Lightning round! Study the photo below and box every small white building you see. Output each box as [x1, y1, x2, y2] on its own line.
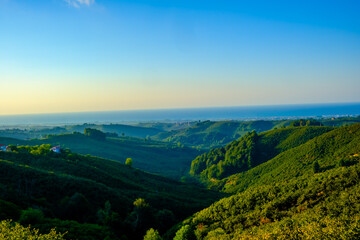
[0, 144, 7, 151]
[50, 146, 61, 153]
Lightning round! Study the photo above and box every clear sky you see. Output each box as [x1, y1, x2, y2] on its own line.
[1, 0, 360, 115]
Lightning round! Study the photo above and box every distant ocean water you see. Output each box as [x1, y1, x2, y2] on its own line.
[0, 103, 359, 126]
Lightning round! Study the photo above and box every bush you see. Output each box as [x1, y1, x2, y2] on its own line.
[0, 220, 65, 239]
[19, 208, 45, 225]
[144, 228, 162, 240]
[125, 158, 133, 167]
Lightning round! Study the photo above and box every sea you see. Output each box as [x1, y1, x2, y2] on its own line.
[0, 102, 359, 126]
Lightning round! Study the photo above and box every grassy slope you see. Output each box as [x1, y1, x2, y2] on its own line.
[167, 123, 360, 239]
[0, 134, 201, 178]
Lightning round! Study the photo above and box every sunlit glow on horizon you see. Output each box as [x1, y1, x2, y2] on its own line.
[1, 0, 360, 115]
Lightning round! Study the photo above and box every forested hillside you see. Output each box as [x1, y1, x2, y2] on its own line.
[0, 146, 222, 240]
[190, 126, 334, 181]
[1, 120, 360, 240]
[153, 120, 285, 149]
[167, 123, 360, 239]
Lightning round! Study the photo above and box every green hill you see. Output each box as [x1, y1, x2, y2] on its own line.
[153, 120, 285, 149]
[134, 122, 196, 132]
[167, 123, 360, 240]
[0, 146, 222, 240]
[190, 126, 334, 181]
[0, 123, 164, 140]
[0, 133, 201, 178]
[67, 123, 164, 138]
[218, 123, 360, 193]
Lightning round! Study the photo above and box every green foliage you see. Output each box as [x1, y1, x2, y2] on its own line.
[19, 208, 45, 225]
[313, 161, 320, 173]
[125, 158, 133, 167]
[96, 201, 119, 226]
[0, 132, 201, 178]
[154, 120, 282, 149]
[339, 159, 346, 167]
[190, 126, 334, 181]
[173, 161, 360, 239]
[0, 145, 221, 240]
[155, 209, 175, 233]
[34, 218, 115, 240]
[84, 128, 106, 141]
[61, 192, 92, 222]
[173, 225, 194, 240]
[170, 123, 360, 240]
[290, 119, 321, 127]
[0, 220, 66, 240]
[134, 198, 150, 210]
[144, 228, 162, 240]
[215, 123, 360, 194]
[0, 199, 21, 220]
[190, 131, 258, 180]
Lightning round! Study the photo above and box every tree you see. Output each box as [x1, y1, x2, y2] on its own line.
[173, 225, 194, 240]
[155, 209, 175, 233]
[125, 158, 133, 167]
[127, 198, 153, 234]
[61, 192, 91, 222]
[97, 201, 115, 226]
[84, 128, 106, 141]
[143, 228, 162, 240]
[0, 220, 66, 239]
[338, 159, 346, 167]
[134, 198, 149, 210]
[19, 208, 45, 225]
[313, 161, 320, 173]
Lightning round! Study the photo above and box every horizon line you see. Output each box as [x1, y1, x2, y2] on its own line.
[1, 101, 360, 117]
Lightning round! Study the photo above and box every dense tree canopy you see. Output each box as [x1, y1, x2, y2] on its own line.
[190, 126, 334, 181]
[84, 128, 106, 141]
[170, 123, 360, 240]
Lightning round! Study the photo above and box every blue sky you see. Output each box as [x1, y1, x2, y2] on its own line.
[1, 0, 360, 115]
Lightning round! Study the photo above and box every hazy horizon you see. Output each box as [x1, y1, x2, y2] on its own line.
[0, 101, 360, 117]
[0, 102, 359, 126]
[1, 0, 360, 115]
